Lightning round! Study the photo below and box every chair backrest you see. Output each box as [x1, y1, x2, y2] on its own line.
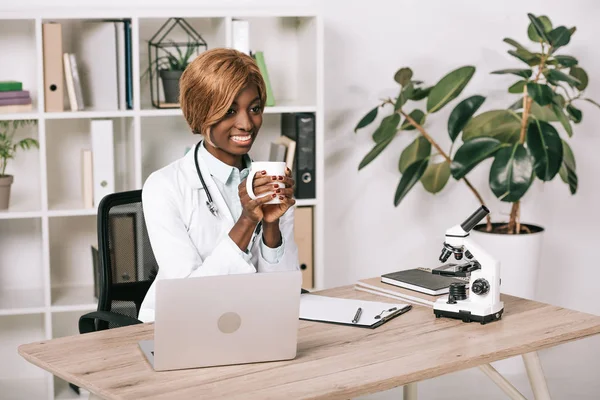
[95, 189, 158, 330]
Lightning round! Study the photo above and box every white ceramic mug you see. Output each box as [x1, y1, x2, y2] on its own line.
[245, 161, 286, 204]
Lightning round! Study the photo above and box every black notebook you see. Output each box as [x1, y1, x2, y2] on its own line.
[381, 268, 466, 295]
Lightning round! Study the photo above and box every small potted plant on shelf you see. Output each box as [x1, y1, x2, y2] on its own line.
[145, 18, 208, 108]
[0, 120, 38, 210]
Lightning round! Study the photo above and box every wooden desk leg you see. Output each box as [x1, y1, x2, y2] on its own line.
[478, 364, 527, 400]
[403, 382, 417, 400]
[522, 352, 552, 400]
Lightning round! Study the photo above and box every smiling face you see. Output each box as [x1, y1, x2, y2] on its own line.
[204, 84, 263, 167]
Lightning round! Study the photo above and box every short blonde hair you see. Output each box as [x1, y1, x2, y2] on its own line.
[179, 48, 267, 135]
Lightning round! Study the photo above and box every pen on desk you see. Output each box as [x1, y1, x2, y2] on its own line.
[352, 307, 362, 324]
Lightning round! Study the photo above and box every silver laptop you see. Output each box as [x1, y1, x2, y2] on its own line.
[139, 270, 302, 371]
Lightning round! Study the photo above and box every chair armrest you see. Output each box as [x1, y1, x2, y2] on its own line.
[79, 311, 142, 334]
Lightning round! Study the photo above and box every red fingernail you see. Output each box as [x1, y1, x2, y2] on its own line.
[276, 189, 281, 193]
[278, 176, 283, 180]
[261, 170, 266, 175]
[279, 195, 284, 200]
[272, 194, 277, 198]
[272, 176, 277, 180]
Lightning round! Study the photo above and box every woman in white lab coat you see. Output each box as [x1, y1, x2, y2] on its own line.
[138, 48, 300, 322]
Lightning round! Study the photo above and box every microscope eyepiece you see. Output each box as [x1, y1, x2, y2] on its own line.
[439, 246, 452, 263]
[460, 205, 490, 233]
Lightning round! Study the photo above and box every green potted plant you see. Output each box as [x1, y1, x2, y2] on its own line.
[354, 13, 599, 301]
[449, 13, 599, 300]
[0, 120, 39, 210]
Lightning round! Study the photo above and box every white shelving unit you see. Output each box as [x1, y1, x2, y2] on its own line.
[0, 8, 324, 400]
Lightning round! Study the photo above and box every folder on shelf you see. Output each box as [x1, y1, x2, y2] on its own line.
[252, 51, 275, 107]
[299, 294, 411, 329]
[42, 22, 64, 112]
[295, 206, 314, 290]
[77, 21, 120, 110]
[282, 113, 316, 199]
[232, 19, 250, 55]
[82, 149, 94, 208]
[90, 119, 115, 207]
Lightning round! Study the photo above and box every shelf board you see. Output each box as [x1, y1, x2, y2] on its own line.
[0, 112, 40, 121]
[0, 378, 48, 400]
[44, 109, 135, 120]
[295, 198, 317, 207]
[0, 288, 46, 316]
[51, 285, 97, 312]
[0, 210, 43, 220]
[47, 200, 97, 217]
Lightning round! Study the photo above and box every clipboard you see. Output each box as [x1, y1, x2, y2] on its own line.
[299, 294, 412, 329]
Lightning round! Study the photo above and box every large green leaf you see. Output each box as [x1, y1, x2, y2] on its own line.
[508, 80, 526, 94]
[400, 109, 426, 131]
[398, 136, 431, 173]
[546, 69, 581, 88]
[530, 101, 559, 122]
[503, 38, 530, 52]
[489, 143, 534, 202]
[394, 158, 429, 206]
[462, 110, 522, 143]
[526, 120, 563, 181]
[584, 98, 600, 109]
[527, 83, 553, 106]
[491, 69, 533, 79]
[447, 95, 485, 142]
[395, 83, 414, 110]
[558, 139, 577, 194]
[359, 134, 395, 170]
[553, 55, 578, 67]
[354, 106, 378, 132]
[451, 137, 506, 180]
[527, 14, 552, 43]
[394, 67, 413, 86]
[420, 160, 451, 194]
[552, 104, 573, 137]
[509, 97, 524, 111]
[548, 26, 571, 49]
[372, 113, 401, 143]
[566, 104, 582, 123]
[569, 67, 588, 91]
[411, 86, 432, 101]
[426, 66, 476, 113]
[508, 50, 541, 66]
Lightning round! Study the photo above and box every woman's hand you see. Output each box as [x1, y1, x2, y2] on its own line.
[261, 167, 296, 224]
[238, 170, 278, 223]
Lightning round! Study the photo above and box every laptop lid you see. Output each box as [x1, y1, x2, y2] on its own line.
[152, 270, 302, 371]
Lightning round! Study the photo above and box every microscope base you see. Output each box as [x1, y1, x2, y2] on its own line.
[433, 307, 504, 324]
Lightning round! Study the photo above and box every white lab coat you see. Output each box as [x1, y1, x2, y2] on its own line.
[138, 144, 300, 322]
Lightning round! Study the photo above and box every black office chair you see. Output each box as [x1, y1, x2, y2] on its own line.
[79, 189, 159, 334]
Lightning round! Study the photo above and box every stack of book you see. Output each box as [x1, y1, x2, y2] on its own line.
[0, 81, 33, 113]
[354, 268, 468, 308]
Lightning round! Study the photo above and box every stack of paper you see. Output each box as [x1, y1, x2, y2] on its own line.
[354, 277, 448, 308]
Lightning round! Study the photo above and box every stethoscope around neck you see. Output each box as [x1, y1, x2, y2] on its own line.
[193, 140, 262, 241]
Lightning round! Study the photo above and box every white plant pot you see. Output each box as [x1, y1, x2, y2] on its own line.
[470, 222, 544, 300]
[470, 222, 545, 377]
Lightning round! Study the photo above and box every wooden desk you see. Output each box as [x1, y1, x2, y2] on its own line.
[18, 285, 600, 400]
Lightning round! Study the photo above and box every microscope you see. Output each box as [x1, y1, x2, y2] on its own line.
[432, 205, 504, 324]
